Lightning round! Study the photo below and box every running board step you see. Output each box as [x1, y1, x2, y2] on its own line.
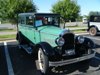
[20, 45, 33, 54]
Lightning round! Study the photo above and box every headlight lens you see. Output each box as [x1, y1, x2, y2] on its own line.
[56, 37, 65, 46]
[78, 36, 85, 44]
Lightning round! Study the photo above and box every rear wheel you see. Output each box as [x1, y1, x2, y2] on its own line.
[89, 27, 97, 36]
[17, 32, 25, 49]
[38, 48, 49, 74]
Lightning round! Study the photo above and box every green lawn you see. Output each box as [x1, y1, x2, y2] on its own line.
[0, 34, 16, 41]
[66, 26, 88, 29]
[0, 29, 16, 32]
[72, 30, 87, 33]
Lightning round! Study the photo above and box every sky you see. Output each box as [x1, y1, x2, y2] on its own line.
[33, 0, 100, 16]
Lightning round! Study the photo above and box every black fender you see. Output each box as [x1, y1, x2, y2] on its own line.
[37, 42, 55, 56]
[84, 37, 95, 49]
[75, 36, 95, 49]
[88, 25, 99, 31]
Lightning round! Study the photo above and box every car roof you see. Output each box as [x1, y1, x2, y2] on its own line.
[18, 13, 60, 17]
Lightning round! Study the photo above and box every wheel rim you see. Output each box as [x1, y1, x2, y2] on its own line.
[89, 27, 96, 35]
[38, 49, 44, 72]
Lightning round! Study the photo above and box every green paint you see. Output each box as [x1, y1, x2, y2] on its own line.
[38, 26, 62, 47]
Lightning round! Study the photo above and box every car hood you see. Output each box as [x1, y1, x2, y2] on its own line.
[38, 26, 62, 36]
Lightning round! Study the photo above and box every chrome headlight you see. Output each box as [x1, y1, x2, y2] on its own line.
[78, 36, 85, 44]
[56, 37, 65, 46]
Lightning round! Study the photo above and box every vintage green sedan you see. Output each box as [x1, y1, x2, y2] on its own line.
[16, 13, 95, 74]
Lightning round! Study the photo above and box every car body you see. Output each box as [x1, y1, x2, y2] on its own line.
[88, 15, 100, 36]
[16, 13, 95, 74]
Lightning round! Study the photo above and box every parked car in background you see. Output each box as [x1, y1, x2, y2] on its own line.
[82, 17, 88, 24]
[16, 13, 95, 74]
[88, 15, 100, 36]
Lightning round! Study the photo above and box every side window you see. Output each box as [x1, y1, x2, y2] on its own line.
[21, 19, 25, 24]
[26, 16, 34, 25]
[97, 16, 100, 22]
[91, 16, 100, 22]
[94, 17, 98, 22]
[20, 17, 25, 24]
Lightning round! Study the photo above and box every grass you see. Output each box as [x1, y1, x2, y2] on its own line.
[0, 34, 16, 41]
[72, 29, 87, 33]
[66, 26, 88, 29]
[0, 29, 16, 32]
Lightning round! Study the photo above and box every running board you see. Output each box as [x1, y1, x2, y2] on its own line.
[20, 45, 33, 54]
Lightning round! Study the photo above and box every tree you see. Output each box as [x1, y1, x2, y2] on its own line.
[52, 0, 80, 22]
[0, 0, 8, 19]
[0, 0, 37, 24]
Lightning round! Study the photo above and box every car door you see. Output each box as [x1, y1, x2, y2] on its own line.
[25, 15, 36, 44]
[34, 19, 42, 44]
[90, 16, 100, 31]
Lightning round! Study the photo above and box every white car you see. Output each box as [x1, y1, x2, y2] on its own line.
[88, 15, 100, 36]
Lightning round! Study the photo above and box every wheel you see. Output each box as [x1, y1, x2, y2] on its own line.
[89, 27, 97, 36]
[18, 33, 23, 44]
[38, 48, 49, 74]
[17, 32, 25, 50]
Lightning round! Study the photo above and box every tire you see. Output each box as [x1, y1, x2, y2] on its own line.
[18, 32, 25, 45]
[38, 48, 49, 74]
[17, 32, 24, 50]
[89, 27, 97, 36]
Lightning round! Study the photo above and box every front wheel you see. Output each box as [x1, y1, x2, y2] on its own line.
[89, 27, 97, 36]
[38, 48, 49, 74]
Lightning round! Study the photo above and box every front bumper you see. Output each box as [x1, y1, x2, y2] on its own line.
[49, 51, 95, 67]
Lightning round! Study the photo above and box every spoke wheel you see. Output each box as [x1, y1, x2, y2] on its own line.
[89, 27, 97, 36]
[38, 48, 49, 74]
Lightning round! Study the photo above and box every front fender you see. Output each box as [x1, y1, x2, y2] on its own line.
[85, 37, 95, 49]
[37, 42, 55, 56]
[75, 36, 95, 49]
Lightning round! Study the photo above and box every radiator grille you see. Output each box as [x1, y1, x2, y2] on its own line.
[62, 33, 75, 51]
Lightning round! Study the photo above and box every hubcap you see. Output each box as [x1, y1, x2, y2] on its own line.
[38, 49, 44, 72]
[90, 28, 96, 35]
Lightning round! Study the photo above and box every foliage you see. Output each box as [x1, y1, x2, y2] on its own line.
[52, 0, 80, 22]
[0, 0, 7, 19]
[0, 0, 37, 24]
[77, 16, 83, 22]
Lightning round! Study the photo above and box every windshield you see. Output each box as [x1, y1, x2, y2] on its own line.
[35, 16, 60, 27]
